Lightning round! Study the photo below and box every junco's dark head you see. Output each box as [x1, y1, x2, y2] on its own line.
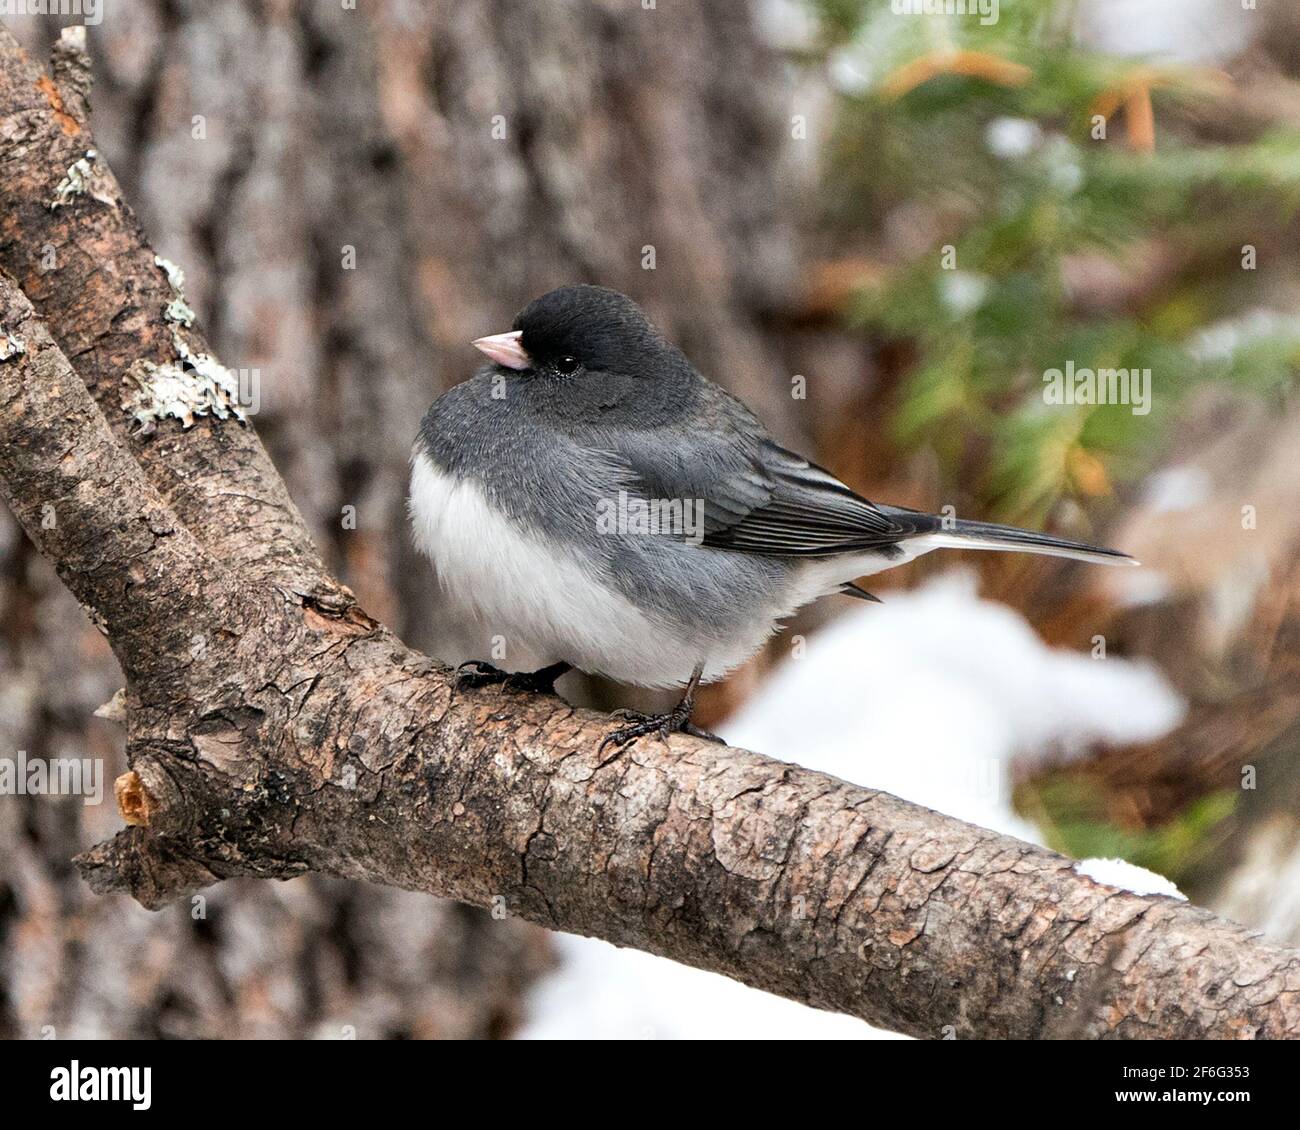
[472, 285, 679, 383]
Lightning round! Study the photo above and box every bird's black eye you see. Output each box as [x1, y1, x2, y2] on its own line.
[554, 355, 581, 375]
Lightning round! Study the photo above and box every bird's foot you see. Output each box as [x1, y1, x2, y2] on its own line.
[455, 660, 570, 695]
[598, 704, 725, 755]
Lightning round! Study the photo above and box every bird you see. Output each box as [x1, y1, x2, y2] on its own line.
[410, 284, 1135, 751]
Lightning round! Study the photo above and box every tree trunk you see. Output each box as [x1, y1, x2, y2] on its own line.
[2, 21, 1299, 1041]
[0, 0, 805, 1039]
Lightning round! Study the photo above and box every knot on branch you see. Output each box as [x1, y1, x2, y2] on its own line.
[114, 770, 155, 827]
[75, 828, 220, 911]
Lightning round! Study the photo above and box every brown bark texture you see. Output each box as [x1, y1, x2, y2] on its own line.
[1, 20, 1298, 1041]
[0, 0, 819, 1037]
[0, 7, 557, 1038]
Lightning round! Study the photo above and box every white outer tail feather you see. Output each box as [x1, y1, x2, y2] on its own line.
[917, 531, 1139, 568]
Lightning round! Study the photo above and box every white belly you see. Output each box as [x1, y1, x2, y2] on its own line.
[409, 452, 943, 687]
[411, 452, 731, 686]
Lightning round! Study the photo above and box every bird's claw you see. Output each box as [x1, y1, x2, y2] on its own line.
[683, 721, 725, 744]
[455, 660, 510, 690]
[597, 707, 725, 755]
[454, 660, 565, 695]
[598, 710, 671, 754]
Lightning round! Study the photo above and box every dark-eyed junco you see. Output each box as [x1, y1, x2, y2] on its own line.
[411, 285, 1134, 749]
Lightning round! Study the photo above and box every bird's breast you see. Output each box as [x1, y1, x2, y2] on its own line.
[409, 451, 723, 686]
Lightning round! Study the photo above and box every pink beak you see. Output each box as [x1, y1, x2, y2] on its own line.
[471, 329, 532, 371]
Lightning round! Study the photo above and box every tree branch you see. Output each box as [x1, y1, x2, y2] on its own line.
[0, 24, 1297, 1041]
[0, 24, 336, 601]
[0, 269, 232, 677]
[75, 628, 1300, 1039]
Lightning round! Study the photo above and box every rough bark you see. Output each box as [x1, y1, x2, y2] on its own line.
[0, 13, 556, 1039]
[2, 295, 1295, 1037]
[0, 35, 327, 599]
[0, 1, 819, 1037]
[15, 398, 1300, 1040]
[0, 29, 1298, 1040]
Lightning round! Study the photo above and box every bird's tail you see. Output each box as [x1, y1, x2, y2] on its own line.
[917, 519, 1137, 567]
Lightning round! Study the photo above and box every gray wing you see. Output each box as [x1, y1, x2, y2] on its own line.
[601, 389, 928, 559]
[697, 440, 921, 557]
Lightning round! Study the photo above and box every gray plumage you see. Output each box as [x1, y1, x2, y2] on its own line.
[411, 285, 1134, 720]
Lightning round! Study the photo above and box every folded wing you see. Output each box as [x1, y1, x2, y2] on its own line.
[698, 441, 919, 557]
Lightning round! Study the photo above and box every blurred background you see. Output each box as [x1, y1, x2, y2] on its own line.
[2, 0, 1298, 1038]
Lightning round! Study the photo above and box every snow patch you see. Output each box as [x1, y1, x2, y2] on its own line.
[519, 573, 1185, 1038]
[1075, 857, 1185, 900]
[1140, 465, 1212, 514]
